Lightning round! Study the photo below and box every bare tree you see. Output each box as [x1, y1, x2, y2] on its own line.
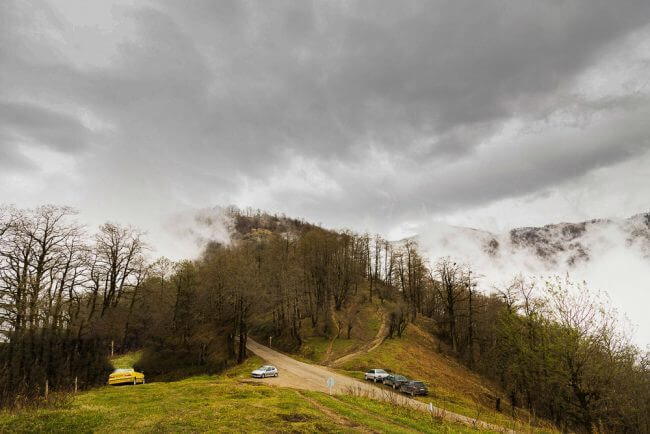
[93, 223, 146, 317]
[0, 206, 114, 406]
[434, 257, 464, 353]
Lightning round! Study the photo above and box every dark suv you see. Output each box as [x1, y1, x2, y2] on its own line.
[399, 380, 428, 396]
[383, 374, 409, 390]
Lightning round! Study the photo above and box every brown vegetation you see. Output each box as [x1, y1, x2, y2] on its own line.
[1, 205, 648, 433]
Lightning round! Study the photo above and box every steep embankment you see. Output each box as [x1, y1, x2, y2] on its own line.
[330, 320, 555, 431]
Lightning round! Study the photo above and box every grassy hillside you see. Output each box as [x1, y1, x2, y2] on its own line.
[253, 295, 556, 432]
[334, 320, 556, 432]
[0, 356, 486, 433]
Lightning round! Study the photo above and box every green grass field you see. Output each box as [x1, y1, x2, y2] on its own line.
[0, 356, 487, 433]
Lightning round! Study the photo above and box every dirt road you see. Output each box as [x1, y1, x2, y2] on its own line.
[246, 339, 511, 432]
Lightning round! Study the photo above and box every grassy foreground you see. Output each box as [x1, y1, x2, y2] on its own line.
[0, 356, 486, 433]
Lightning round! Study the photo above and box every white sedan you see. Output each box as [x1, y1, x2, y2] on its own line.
[251, 365, 279, 378]
[364, 368, 390, 382]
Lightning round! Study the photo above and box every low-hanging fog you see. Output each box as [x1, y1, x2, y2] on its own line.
[413, 214, 650, 345]
[159, 206, 650, 345]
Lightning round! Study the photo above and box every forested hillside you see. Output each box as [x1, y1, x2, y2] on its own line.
[1, 205, 648, 433]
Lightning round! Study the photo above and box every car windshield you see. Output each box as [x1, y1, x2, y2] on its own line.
[376, 369, 387, 374]
[396, 376, 407, 380]
[412, 381, 425, 386]
[113, 369, 133, 373]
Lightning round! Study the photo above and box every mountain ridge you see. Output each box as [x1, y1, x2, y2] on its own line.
[415, 211, 650, 267]
[414, 211, 650, 344]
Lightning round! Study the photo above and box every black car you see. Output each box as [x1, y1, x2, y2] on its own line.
[383, 374, 409, 389]
[399, 380, 428, 396]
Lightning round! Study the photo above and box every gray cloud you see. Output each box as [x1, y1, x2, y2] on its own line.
[0, 101, 90, 153]
[0, 0, 649, 238]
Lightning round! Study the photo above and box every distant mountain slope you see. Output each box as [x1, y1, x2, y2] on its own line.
[415, 212, 650, 344]
[505, 212, 650, 265]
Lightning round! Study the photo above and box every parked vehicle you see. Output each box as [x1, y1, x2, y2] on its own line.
[251, 365, 279, 378]
[364, 368, 389, 383]
[383, 374, 409, 389]
[399, 380, 428, 396]
[108, 368, 145, 386]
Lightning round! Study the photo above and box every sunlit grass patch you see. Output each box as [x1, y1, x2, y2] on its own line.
[110, 351, 143, 369]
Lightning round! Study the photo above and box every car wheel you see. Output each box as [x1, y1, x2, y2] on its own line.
[133, 377, 136, 385]
[262, 373, 266, 378]
[373, 378, 377, 383]
[392, 384, 396, 389]
[411, 391, 415, 397]
[275, 373, 278, 377]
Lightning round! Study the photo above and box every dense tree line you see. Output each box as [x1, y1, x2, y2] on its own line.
[0, 205, 146, 407]
[483, 277, 649, 432]
[1, 205, 648, 432]
[129, 218, 372, 376]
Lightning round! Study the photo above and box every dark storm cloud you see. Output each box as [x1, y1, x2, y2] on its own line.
[1, 0, 649, 226]
[0, 101, 90, 153]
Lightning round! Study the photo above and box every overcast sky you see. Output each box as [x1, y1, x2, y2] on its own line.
[1, 0, 650, 255]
